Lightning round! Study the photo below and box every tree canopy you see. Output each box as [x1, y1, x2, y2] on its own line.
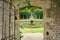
[19, 6, 43, 19]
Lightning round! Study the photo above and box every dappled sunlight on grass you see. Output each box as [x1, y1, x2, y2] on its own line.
[20, 28, 44, 33]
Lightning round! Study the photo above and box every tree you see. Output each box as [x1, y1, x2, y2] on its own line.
[19, 12, 31, 19]
[19, 6, 43, 19]
[33, 9, 43, 19]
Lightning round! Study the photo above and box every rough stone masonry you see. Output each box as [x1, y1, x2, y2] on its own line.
[0, 0, 60, 40]
[0, 0, 19, 40]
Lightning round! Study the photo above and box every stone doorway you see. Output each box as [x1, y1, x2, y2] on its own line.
[18, 0, 51, 40]
[19, 6, 44, 40]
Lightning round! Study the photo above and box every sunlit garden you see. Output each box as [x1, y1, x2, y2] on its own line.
[19, 5, 44, 40]
[19, 6, 44, 33]
[20, 23, 44, 33]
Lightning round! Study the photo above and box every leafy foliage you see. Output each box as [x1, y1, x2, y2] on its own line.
[19, 6, 43, 19]
[56, 0, 60, 7]
[33, 9, 43, 19]
[20, 31, 23, 39]
[19, 12, 31, 19]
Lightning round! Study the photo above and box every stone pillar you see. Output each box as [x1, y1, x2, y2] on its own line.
[0, 0, 20, 40]
[14, 8, 20, 40]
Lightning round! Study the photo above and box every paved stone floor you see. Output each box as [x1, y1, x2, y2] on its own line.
[21, 33, 43, 40]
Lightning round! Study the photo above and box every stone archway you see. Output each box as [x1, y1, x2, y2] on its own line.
[0, 0, 60, 40]
[17, 0, 52, 40]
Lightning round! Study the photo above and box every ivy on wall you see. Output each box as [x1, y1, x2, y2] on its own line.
[56, 0, 60, 7]
[17, 0, 30, 6]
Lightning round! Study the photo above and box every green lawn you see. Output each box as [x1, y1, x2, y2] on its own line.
[20, 23, 44, 28]
[20, 28, 44, 33]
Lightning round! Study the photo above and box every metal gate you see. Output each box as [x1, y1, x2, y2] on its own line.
[0, 0, 18, 40]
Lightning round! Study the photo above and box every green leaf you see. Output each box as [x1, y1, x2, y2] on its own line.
[56, 0, 60, 7]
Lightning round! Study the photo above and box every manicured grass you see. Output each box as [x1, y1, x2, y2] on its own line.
[20, 23, 44, 28]
[20, 28, 44, 33]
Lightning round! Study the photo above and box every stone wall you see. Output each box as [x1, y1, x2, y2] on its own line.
[17, 0, 51, 9]
[44, 0, 60, 40]
[44, 8, 60, 40]
[0, 0, 19, 40]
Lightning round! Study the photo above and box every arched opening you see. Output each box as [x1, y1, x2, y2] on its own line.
[19, 6, 44, 40]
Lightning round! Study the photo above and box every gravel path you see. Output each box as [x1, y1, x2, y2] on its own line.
[21, 33, 43, 40]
